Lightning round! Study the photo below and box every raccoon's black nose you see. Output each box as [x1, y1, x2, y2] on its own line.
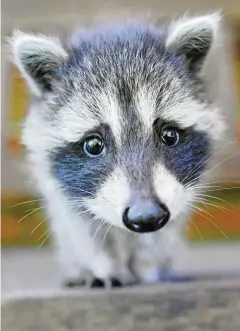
[123, 198, 170, 233]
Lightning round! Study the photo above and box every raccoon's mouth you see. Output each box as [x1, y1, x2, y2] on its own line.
[122, 198, 170, 233]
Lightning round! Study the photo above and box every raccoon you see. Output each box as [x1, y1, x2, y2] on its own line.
[10, 13, 226, 287]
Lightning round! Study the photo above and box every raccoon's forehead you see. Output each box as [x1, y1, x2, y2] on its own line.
[53, 29, 213, 144]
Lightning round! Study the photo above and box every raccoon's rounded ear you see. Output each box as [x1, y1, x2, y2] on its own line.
[9, 30, 68, 96]
[165, 12, 221, 71]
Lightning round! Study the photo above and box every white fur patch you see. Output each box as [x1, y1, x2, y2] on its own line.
[135, 86, 155, 133]
[134, 84, 224, 143]
[152, 164, 192, 220]
[99, 92, 122, 145]
[21, 91, 125, 159]
[21, 103, 58, 154]
[56, 91, 122, 146]
[83, 167, 131, 228]
[160, 99, 225, 141]
[56, 97, 100, 142]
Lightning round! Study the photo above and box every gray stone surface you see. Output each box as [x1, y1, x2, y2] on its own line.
[2, 281, 240, 331]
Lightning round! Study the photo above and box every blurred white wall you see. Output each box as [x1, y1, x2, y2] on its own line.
[2, 0, 240, 33]
[1, 0, 240, 193]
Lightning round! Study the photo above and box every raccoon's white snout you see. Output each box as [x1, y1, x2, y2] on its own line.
[122, 197, 170, 233]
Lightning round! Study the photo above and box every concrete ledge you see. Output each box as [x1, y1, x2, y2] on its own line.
[2, 280, 240, 331]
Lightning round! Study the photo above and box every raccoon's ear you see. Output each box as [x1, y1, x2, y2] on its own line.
[9, 31, 68, 96]
[166, 12, 221, 70]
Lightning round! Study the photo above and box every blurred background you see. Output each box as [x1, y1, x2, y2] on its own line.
[1, 0, 240, 298]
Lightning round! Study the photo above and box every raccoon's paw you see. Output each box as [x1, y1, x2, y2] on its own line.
[62, 260, 135, 289]
[61, 268, 91, 288]
[89, 253, 136, 288]
[62, 278, 86, 288]
[88, 271, 136, 289]
[90, 277, 123, 288]
[63, 275, 130, 289]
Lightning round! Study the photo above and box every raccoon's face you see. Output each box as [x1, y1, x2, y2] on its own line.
[11, 14, 225, 233]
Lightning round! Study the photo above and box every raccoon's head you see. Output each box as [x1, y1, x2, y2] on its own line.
[11, 13, 225, 233]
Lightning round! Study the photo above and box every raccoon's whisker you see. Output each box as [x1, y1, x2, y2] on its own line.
[66, 198, 82, 204]
[84, 217, 97, 228]
[61, 185, 95, 196]
[30, 217, 48, 235]
[182, 137, 239, 185]
[188, 180, 240, 192]
[92, 220, 105, 241]
[38, 231, 52, 248]
[193, 198, 222, 209]
[75, 209, 91, 217]
[30, 221, 44, 235]
[11, 198, 45, 208]
[180, 211, 191, 232]
[182, 156, 209, 185]
[188, 215, 203, 241]
[73, 204, 98, 226]
[115, 226, 125, 246]
[189, 185, 220, 191]
[194, 180, 240, 188]
[186, 151, 240, 186]
[67, 196, 90, 200]
[194, 195, 240, 220]
[191, 185, 240, 194]
[186, 181, 221, 190]
[187, 203, 214, 219]
[188, 205, 228, 238]
[192, 196, 240, 218]
[23, 206, 46, 213]
[193, 194, 229, 206]
[67, 199, 92, 208]
[202, 186, 240, 192]
[38, 228, 51, 241]
[18, 206, 45, 223]
[23, 208, 36, 213]
[65, 186, 96, 197]
[192, 199, 229, 214]
[193, 193, 234, 206]
[115, 227, 119, 241]
[101, 223, 112, 248]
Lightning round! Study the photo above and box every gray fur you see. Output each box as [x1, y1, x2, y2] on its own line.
[10, 13, 226, 285]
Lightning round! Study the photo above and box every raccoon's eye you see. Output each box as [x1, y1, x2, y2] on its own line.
[161, 127, 180, 146]
[83, 135, 104, 157]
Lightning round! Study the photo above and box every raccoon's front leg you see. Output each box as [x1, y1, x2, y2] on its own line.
[131, 225, 190, 284]
[61, 253, 124, 289]
[52, 215, 134, 288]
[85, 222, 136, 288]
[130, 233, 172, 284]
